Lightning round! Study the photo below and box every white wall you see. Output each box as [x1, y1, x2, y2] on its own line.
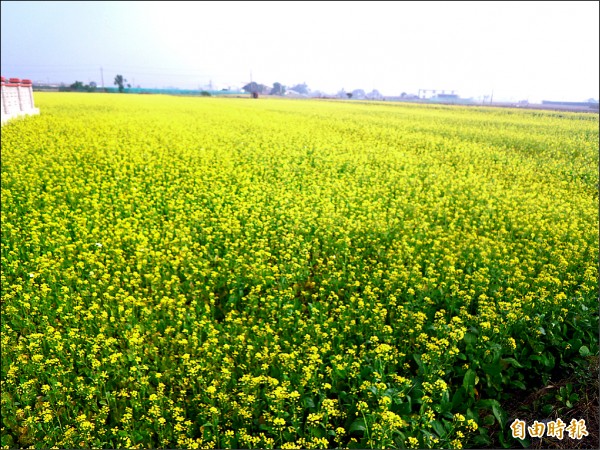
[1, 77, 40, 124]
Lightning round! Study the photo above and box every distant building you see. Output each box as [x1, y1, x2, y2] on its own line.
[32, 81, 61, 91]
[434, 93, 459, 99]
[542, 100, 599, 110]
[418, 89, 457, 99]
[285, 89, 308, 98]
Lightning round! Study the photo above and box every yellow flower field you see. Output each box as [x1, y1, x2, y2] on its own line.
[1, 93, 598, 449]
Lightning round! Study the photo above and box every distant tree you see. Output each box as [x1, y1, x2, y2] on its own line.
[68, 80, 99, 92]
[290, 83, 309, 95]
[346, 92, 353, 99]
[242, 82, 254, 93]
[367, 89, 382, 100]
[351, 89, 366, 99]
[270, 82, 286, 96]
[114, 74, 127, 93]
[242, 81, 268, 94]
[200, 90, 211, 97]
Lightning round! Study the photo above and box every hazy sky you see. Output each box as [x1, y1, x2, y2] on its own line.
[1, 1, 599, 101]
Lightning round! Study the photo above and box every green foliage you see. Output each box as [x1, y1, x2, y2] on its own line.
[270, 82, 286, 96]
[114, 74, 126, 93]
[242, 81, 268, 94]
[70, 80, 85, 90]
[290, 83, 309, 95]
[68, 81, 97, 92]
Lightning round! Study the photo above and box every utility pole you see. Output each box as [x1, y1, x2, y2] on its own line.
[100, 67, 104, 88]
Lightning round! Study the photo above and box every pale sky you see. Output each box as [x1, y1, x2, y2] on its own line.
[1, 1, 599, 102]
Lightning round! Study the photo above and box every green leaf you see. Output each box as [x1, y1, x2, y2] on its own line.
[511, 380, 527, 390]
[478, 398, 507, 428]
[501, 357, 523, 368]
[441, 389, 450, 407]
[349, 418, 366, 433]
[464, 332, 477, 345]
[413, 353, 424, 369]
[491, 401, 507, 428]
[451, 386, 466, 409]
[542, 352, 556, 369]
[463, 369, 476, 394]
[498, 429, 516, 448]
[471, 434, 492, 446]
[482, 363, 502, 376]
[466, 407, 477, 421]
[302, 397, 316, 409]
[579, 345, 591, 357]
[395, 401, 411, 415]
[132, 431, 145, 442]
[431, 420, 446, 438]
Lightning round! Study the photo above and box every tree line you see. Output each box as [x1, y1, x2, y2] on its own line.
[241, 82, 310, 96]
